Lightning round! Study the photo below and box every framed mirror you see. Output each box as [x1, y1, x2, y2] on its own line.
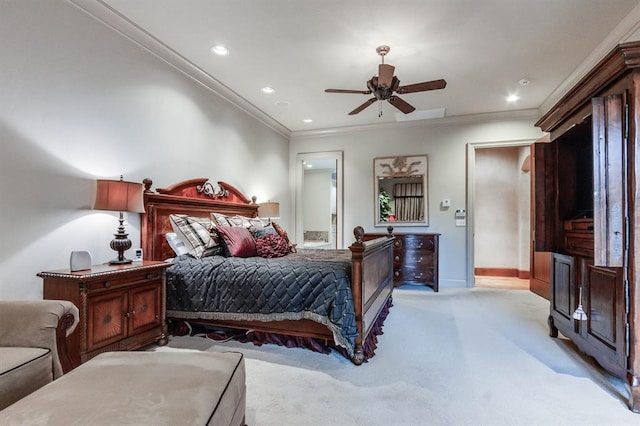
[295, 151, 343, 249]
[374, 155, 428, 227]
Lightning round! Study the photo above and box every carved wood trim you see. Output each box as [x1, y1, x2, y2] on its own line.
[56, 312, 80, 373]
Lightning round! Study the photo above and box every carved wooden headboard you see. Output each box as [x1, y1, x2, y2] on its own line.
[141, 178, 259, 261]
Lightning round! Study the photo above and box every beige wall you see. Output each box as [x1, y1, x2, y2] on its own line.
[474, 146, 530, 273]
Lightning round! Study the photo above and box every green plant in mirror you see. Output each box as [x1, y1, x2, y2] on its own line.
[379, 188, 392, 221]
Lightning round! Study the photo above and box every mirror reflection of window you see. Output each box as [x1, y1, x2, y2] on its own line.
[378, 177, 424, 222]
[374, 155, 429, 226]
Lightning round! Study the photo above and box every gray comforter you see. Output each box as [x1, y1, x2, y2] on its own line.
[165, 250, 358, 356]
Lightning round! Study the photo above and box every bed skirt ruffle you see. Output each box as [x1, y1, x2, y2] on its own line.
[168, 296, 393, 363]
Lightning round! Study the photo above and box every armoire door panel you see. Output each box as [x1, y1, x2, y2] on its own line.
[551, 253, 575, 323]
[532, 142, 557, 252]
[592, 94, 626, 267]
[585, 265, 624, 356]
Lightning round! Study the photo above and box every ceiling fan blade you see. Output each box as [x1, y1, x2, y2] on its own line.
[325, 88, 372, 94]
[349, 98, 377, 115]
[396, 79, 447, 94]
[378, 64, 395, 88]
[388, 96, 415, 114]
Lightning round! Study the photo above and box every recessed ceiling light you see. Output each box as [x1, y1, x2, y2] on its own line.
[210, 45, 229, 56]
[506, 94, 520, 102]
[303, 119, 313, 123]
[261, 86, 275, 94]
[275, 100, 290, 107]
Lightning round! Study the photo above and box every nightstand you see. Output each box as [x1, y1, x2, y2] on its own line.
[39, 261, 170, 369]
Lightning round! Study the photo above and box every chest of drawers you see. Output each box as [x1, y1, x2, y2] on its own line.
[365, 232, 440, 291]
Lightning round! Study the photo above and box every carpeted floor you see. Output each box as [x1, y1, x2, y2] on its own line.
[155, 286, 639, 425]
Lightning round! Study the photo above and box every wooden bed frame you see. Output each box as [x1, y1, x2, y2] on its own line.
[141, 177, 395, 364]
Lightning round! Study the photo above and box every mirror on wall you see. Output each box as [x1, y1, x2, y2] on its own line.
[295, 151, 343, 249]
[374, 155, 428, 227]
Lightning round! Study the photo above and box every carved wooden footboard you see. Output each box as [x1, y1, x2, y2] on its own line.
[141, 178, 394, 364]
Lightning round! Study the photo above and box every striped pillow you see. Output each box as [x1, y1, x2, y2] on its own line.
[169, 214, 222, 258]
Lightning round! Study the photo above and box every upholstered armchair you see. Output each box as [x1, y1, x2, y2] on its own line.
[0, 300, 79, 410]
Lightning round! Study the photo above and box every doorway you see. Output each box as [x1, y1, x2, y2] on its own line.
[466, 141, 534, 289]
[294, 151, 343, 249]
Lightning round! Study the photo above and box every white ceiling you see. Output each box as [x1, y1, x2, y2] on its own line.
[75, 0, 640, 136]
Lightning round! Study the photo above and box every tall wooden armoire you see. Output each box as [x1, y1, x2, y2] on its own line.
[534, 41, 640, 412]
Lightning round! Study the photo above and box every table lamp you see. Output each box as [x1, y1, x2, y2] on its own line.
[94, 176, 145, 264]
[259, 201, 280, 224]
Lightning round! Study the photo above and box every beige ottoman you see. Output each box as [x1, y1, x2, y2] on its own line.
[0, 351, 246, 426]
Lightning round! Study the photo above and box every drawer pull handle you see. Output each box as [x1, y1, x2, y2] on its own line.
[146, 273, 155, 280]
[395, 256, 400, 261]
[124, 310, 136, 318]
[103, 281, 111, 288]
[416, 243, 423, 248]
[394, 241, 400, 247]
[394, 271, 400, 277]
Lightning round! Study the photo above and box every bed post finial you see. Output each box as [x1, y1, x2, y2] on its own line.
[353, 226, 365, 243]
[143, 178, 153, 193]
[251, 195, 257, 205]
[386, 225, 394, 236]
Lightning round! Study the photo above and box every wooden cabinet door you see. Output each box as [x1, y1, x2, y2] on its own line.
[550, 253, 577, 334]
[129, 283, 161, 334]
[87, 291, 127, 351]
[592, 94, 626, 267]
[532, 141, 557, 253]
[530, 141, 557, 299]
[584, 263, 626, 374]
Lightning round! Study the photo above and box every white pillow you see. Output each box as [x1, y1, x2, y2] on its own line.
[165, 232, 189, 256]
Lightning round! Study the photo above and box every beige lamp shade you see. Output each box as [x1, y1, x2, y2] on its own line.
[94, 178, 145, 213]
[259, 201, 280, 219]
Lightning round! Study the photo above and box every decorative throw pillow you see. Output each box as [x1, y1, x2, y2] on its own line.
[271, 222, 297, 253]
[216, 226, 257, 257]
[169, 214, 222, 258]
[165, 232, 189, 256]
[249, 224, 278, 239]
[211, 212, 232, 227]
[255, 234, 290, 258]
[225, 215, 265, 228]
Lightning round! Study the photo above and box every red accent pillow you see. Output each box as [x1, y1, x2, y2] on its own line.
[255, 234, 290, 258]
[215, 226, 257, 257]
[271, 222, 297, 253]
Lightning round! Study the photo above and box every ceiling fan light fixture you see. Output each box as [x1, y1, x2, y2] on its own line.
[325, 44, 446, 116]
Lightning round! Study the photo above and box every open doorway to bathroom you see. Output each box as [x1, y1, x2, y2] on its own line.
[467, 142, 533, 290]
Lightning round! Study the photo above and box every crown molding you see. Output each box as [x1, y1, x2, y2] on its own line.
[290, 109, 542, 140]
[68, 0, 291, 139]
[539, 2, 640, 115]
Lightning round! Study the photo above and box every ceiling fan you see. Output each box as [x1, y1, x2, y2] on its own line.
[325, 45, 446, 116]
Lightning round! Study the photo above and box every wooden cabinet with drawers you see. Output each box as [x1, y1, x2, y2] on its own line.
[39, 261, 170, 369]
[365, 232, 440, 291]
